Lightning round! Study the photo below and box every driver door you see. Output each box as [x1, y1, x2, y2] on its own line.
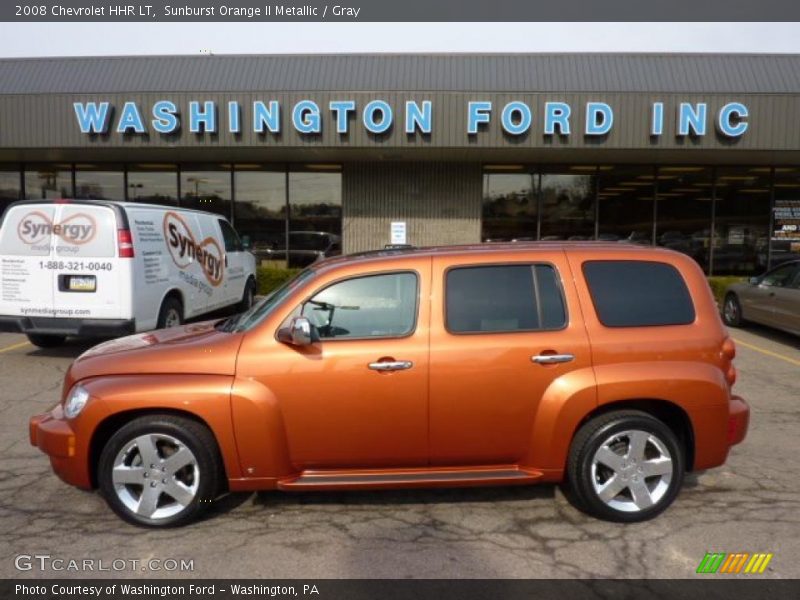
[250, 261, 430, 469]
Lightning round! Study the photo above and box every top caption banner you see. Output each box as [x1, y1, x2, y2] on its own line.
[4, 0, 800, 22]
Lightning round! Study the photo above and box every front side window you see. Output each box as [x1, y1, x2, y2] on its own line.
[446, 264, 566, 334]
[583, 260, 695, 327]
[218, 219, 242, 252]
[302, 272, 418, 340]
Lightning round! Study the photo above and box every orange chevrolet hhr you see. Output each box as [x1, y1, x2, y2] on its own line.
[30, 243, 749, 527]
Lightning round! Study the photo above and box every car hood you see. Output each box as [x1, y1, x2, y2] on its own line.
[65, 320, 244, 388]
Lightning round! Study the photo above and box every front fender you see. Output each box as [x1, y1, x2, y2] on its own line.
[228, 377, 293, 489]
[82, 374, 242, 481]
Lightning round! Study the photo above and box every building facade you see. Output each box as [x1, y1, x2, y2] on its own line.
[2, 53, 800, 274]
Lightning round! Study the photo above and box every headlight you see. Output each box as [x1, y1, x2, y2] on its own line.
[64, 384, 90, 419]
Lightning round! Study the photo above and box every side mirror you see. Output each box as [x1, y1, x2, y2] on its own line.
[278, 316, 317, 347]
[241, 237, 252, 251]
[748, 277, 760, 285]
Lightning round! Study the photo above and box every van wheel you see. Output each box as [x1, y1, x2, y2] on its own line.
[237, 278, 256, 312]
[566, 410, 684, 522]
[26, 334, 66, 348]
[722, 293, 744, 327]
[157, 297, 183, 329]
[97, 414, 223, 527]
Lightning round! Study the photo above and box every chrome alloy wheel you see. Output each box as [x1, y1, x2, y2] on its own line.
[723, 297, 738, 323]
[590, 429, 674, 513]
[111, 433, 199, 520]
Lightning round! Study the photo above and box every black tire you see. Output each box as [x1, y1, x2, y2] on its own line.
[97, 414, 223, 528]
[26, 333, 66, 348]
[156, 296, 183, 329]
[722, 293, 744, 327]
[237, 277, 256, 312]
[566, 410, 684, 523]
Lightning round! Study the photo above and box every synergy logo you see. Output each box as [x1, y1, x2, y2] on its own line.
[163, 212, 223, 287]
[17, 211, 96, 246]
[696, 552, 774, 575]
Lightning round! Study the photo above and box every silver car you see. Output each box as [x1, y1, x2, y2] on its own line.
[723, 260, 800, 336]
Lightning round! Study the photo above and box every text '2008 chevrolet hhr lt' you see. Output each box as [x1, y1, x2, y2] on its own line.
[30, 243, 749, 527]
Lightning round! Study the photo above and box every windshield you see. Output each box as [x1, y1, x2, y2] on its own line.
[217, 268, 316, 333]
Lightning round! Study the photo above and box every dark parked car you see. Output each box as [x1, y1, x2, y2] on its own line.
[253, 231, 342, 267]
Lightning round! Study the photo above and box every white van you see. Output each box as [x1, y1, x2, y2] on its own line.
[0, 200, 257, 347]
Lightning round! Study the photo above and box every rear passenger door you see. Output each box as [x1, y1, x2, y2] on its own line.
[428, 253, 593, 466]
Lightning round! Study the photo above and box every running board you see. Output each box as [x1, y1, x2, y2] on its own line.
[277, 466, 543, 491]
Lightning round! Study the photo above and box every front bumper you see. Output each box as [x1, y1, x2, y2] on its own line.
[728, 395, 750, 447]
[29, 406, 92, 489]
[0, 316, 135, 337]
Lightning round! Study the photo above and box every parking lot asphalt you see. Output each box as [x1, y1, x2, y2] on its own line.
[0, 324, 798, 580]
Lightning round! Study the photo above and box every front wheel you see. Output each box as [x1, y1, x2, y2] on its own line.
[237, 277, 256, 312]
[97, 415, 223, 527]
[566, 410, 684, 522]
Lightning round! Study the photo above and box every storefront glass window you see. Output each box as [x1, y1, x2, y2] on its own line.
[481, 171, 536, 242]
[75, 165, 125, 199]
[540, 168, 596, 240]
[655, 167, 714, 273]
[770, 167, 800, 269]
[24, 164, 73, 200]
[597, 166, 655, 244]
[181, 166, 233, 219]
[127, 165, 178, 206]
[286, 168, 342, 267]
[0, 166, 21, 218]
[713, 167, 771, 275]
[234, 167, 287, 264]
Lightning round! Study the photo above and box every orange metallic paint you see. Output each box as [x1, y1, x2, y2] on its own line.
[30, 242, 749, 495]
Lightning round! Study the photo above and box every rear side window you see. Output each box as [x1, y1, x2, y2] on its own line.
[446, 264, 566, 333]
[583, 260, 695, 327]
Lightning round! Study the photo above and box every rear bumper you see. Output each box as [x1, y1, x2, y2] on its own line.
[728, 395, 750, 447]
[29, 407, 91, 489]
[0, 316, 135, 337]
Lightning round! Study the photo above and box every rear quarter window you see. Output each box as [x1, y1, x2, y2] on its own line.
[582, 260, 695, 327]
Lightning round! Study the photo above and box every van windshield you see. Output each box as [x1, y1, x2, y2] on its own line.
[217, 268, 316, 333]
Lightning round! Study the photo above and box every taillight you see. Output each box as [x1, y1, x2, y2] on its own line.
[722, 337, 736, 360]
[117, 229, 134, 258]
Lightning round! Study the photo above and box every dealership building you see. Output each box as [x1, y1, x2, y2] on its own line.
[1, 52, 800, 275]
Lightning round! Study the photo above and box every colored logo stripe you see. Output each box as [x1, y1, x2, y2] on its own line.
[697, 552, 773, 574]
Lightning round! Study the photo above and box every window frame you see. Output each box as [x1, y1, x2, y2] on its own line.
[443, 261, 568, 336]
[582, 259, 697, 328]
[282, 269, 421, 342]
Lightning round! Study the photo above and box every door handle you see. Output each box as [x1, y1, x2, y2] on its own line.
[531, 354, 575, 365]
[368, 360, 413, 372]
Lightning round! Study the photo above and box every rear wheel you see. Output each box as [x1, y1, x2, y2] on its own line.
[156, 296, 183, 329]
[97, 414, 223, 527]
[722, 293, 744, 327]
[26, 333, 66, 348]
[566, 410, 684, 522]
